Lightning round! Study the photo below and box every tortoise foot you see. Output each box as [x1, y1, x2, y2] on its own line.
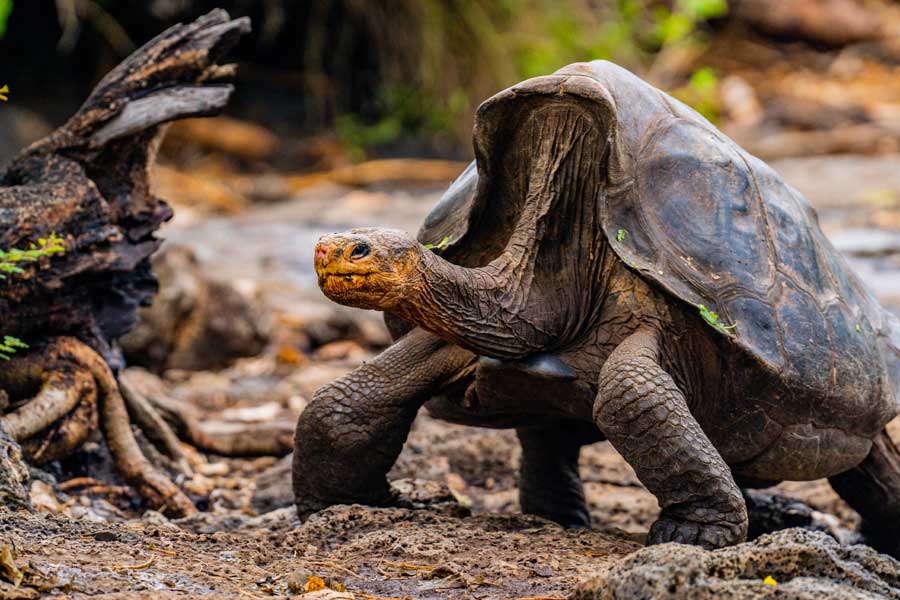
[648, 507, 748, 549]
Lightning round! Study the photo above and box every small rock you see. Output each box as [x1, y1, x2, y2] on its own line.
[313, 340, 369, 362]
[141, 510, 181, 531]
[29, 480, 62, 514]
[219, 401, 282, 423]
[251, 455, 294, 513]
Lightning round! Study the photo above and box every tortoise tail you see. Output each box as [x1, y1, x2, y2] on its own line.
[829, 429, 900, 557]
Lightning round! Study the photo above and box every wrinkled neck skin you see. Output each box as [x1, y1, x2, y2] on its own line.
[393, 218, 617, 360]
[394, 242, 545, 359]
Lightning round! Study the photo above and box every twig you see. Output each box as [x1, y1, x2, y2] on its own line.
[59, 476, 106, 490]
[109, 556, 155, 571]
[147, 544, 178, 556]
[380, 560, 435, 571]
[305, 559, 361, 579]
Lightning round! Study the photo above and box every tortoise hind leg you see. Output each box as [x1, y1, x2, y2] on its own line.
[516, 421, 601, 528]
[829, 429, 900, 557]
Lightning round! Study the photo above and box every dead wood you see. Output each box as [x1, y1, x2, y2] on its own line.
[0, 10, 250, 514]
[0, 9, 249, 365]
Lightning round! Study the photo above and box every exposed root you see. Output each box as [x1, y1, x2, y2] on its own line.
[0, 370, 92, 441]
[0, 425, 29, 510]
[87, 358, 196, 517]
[124, 372, 293, 457]
[58, 338, 196, 515]
[119, 377, 192, 475]
[187, 421, 294, 458]
[21, 387, 98, 464]
[101, 377, 196, 515]
[0, 338, 196, 517]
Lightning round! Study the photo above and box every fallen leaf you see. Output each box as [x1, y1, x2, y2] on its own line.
[304, 575, 327, 592]
[0, 544, 24, 586]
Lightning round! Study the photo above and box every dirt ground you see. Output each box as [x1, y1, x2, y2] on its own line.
[0, 415, 869, 600]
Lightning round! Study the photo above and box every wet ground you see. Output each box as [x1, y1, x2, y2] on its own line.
[2, 153, 899, 598]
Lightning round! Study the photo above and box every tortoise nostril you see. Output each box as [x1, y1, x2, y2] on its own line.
[350, 243, 371, 260]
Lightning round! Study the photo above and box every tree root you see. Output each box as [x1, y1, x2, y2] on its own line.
[119, 378, 192, 475]
[0, 335, 296, 516]
[0, 337, 196, 516]
[121, 369, 294, 458]
[186, 421, 294, 458]
[21, 387, 98, 464]
[0, 370, 93, 441]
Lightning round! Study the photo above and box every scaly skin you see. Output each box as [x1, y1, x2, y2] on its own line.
[517, 422, 601, 528]
[595, 328, 748, 548]
[293, 328, 474, 519]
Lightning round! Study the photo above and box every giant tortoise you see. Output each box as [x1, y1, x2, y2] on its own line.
[294, 61, 900, 552]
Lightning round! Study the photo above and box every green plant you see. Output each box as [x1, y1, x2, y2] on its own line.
[332, 0, 729, 158]
[672, 66, 721, 122]
[423, 236, 451, 251]
[698, 303, 736, 333]
[0, 0, 12, 40]
[0, 233, 66, 359]
[0, 336, 26, 360]
[0, 233, 66, 279]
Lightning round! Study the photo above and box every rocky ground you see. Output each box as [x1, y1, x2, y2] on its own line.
[1, 151, 900, 598]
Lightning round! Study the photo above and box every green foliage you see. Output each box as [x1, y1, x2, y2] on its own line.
[0, 233, 66, 279]
[423, 236, 451, 251]
[616, 228, 627, 242]
[673, 66, 721, 122]
[0, 0, 12, 40]
[698, 303, 736, 333]
[337, 0, 729, 158]
[336, 86, 468, 162]
[0, 336, 26, 361]
[0, 233, 65, 360]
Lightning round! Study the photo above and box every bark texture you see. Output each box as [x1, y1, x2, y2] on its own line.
[0, 9, 250, 366]
[0, 10, 250, 514]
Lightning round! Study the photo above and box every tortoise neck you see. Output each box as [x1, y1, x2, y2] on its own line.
[393, 247, 545, 359]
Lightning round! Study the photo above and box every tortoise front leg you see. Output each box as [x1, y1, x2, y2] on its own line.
[594, 328, 748, 548]
[293, 328, 475, 519]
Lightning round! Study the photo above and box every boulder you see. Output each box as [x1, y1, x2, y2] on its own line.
[572, 528, 900, 599]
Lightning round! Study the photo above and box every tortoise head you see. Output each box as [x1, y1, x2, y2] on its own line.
[314, 228, 426, 311]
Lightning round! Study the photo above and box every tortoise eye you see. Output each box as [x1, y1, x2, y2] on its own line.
[350, 243, 370, 259]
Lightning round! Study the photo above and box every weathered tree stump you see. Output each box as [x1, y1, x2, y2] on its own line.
[0, 10, 250, 515]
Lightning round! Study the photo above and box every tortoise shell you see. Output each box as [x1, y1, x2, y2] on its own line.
[418, 60, 900, 417]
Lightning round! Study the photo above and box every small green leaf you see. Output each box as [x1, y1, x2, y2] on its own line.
[698, 303, 736, 333]
[424, 236, 451, 251]
[0, 336, 25, 360]
[856, 323, 862, 332]
[616, 229, 627, 242]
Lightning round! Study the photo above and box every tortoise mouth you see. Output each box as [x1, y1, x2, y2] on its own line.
[318, 271, 381, 292]
[318, 268, 379, 279]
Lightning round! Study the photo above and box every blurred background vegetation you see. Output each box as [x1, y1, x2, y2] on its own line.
[0, 0, 748, 163]
[1, 0, 898, 168]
